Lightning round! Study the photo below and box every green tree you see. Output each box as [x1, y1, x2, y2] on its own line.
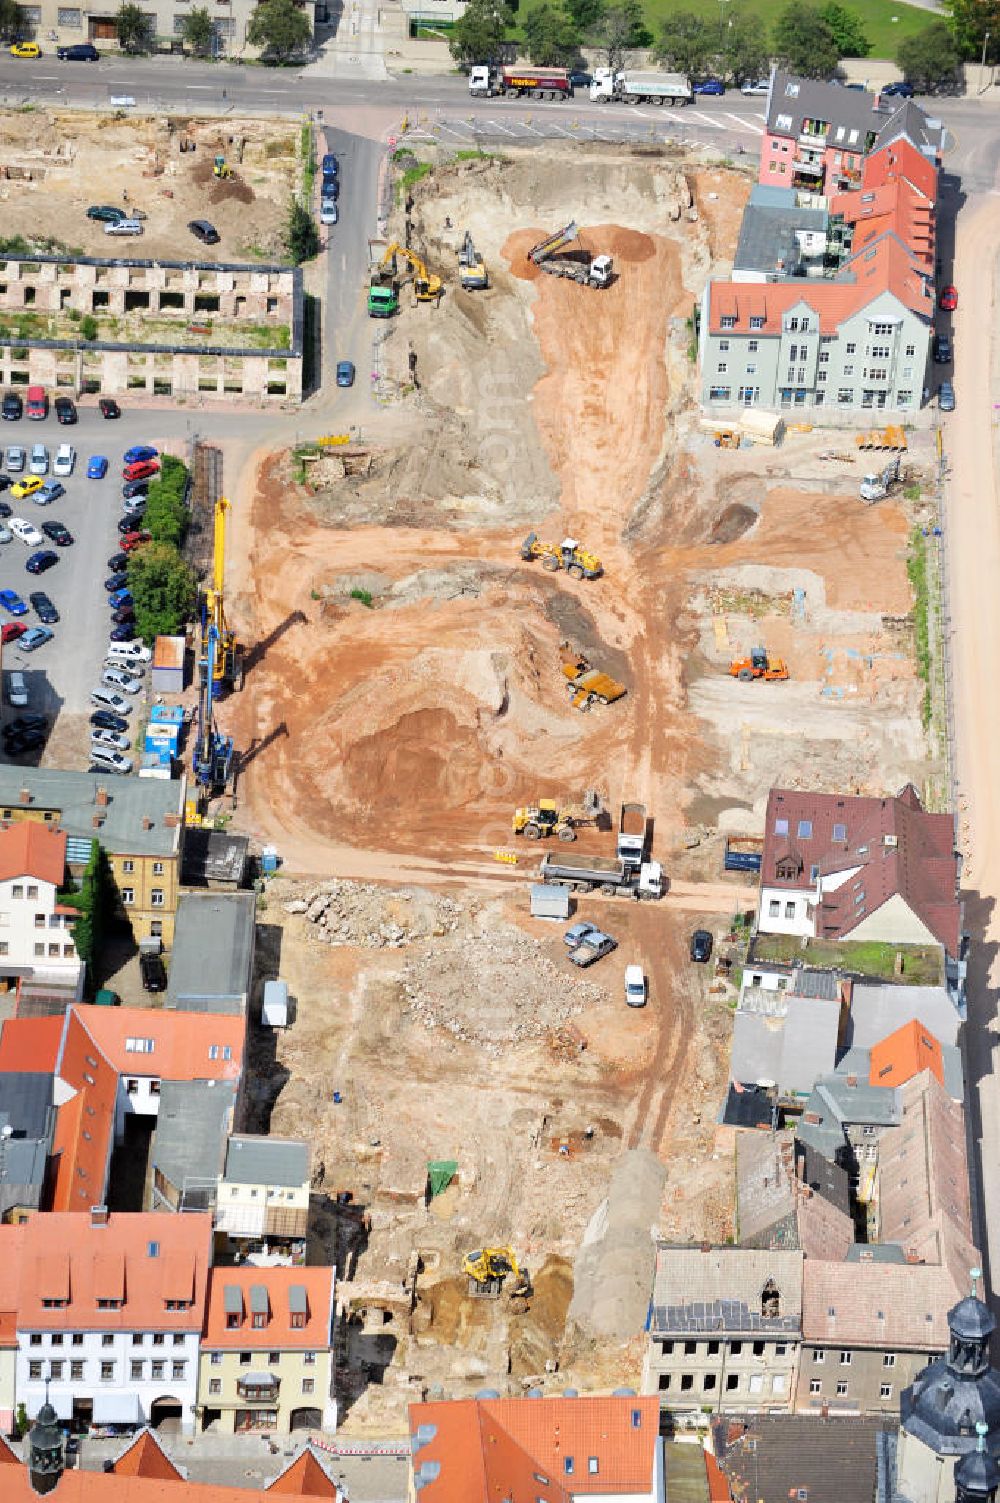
[772, 2, 840, 76]
[60, 840, 112, 987]
[942, 0, 999, 59]
[183, 5, 215, 53]
[0, 0, 24, 42]
[246, 0, 313, 60]
[115, 1, 152, 51]
[595, 0, 652, 73]
[127, 542, 198, 642]
[896, 19, 962, 88]
[448, 0, 513, 64]
[523, 1, 580, 63]
[723, 8, 770, 83]
[565, 0, 604, 33]
[817, 1, 869, 56]
[80, 313, 99, 340]
[144, 481, 188, 547]
[655, 10, 716, 75]
[14, 1404, 28, 1439]
[286, 197, 320, 263]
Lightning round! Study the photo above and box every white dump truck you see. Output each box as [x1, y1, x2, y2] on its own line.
[589, 68, 692, 105]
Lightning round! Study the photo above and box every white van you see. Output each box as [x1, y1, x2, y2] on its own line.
[90, 687, 132, 716]
[101, 667, 142, 695]
[90, 744, 133, 775]
[624, 965, 647, 1008]
[106, 641, 151, 667]
[6, 671, 28, 708]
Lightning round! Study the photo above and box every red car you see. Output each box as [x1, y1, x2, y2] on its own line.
[1, 623, 25, 644]
[938, 285, 958, 311]
[120, 530, 152, 553]
[121, 458, 159, 483]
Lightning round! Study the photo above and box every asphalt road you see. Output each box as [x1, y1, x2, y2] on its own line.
[319, 124, 383, 403]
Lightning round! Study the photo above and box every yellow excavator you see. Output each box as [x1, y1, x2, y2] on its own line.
[521, 533, 602, 580]
[377, 242, 443, 302]
[213, 155, 234, 180]
[463, 1246, 532, 1299]
[511, 797, 600, 842]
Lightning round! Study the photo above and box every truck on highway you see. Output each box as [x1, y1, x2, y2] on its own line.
[617, 802, 648, 869]
[537, 851, 663, 900]
[367, 238, 398, 318]
[589, 68, 692, 105]
[469, 64, 573, 99]
[724, 835, 764, 873]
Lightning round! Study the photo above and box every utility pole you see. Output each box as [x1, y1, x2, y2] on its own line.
[980, 30, 992, 95]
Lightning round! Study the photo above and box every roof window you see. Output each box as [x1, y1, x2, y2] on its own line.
[784, 83, 799, 97]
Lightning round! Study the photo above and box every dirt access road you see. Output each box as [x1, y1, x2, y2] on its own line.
[943, 192, 1000, 1307]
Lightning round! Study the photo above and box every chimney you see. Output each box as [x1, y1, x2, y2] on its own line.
[142, 816, 153, 831]
[164, 813, 180, 828]
[846, 1074, 858, 1088]
[91, 1205, 109, 1228]
[92, 815, 105, 830]
[95, 787, 109, 808]
[19, 787, 31, 806]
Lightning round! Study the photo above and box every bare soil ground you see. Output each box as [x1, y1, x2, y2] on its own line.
[221, 143, 932, 1425]
[0, 112, 294, 262]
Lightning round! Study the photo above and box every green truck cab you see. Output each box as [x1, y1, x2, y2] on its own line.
[368, 285, 398, 318]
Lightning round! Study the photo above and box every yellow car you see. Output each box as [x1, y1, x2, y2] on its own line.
[11, 477, 43, 499]
[10, 42, 41, 58]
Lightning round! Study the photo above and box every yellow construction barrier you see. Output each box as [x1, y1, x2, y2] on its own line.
[493, 848, 519, 865]
[317, 434, 351, 447]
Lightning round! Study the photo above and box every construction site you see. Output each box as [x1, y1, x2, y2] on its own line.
[216, 140, 940, 1428]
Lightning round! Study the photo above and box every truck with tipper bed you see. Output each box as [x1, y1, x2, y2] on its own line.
[617, 802, 648, 869]
[367, 238, 398, 318]
[538, 851, 663, 900]
[469, 64, 572, 99]
[589, 68, 692, 105]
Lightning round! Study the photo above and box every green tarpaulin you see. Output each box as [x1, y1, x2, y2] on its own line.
[427, 1160, 458, 1198]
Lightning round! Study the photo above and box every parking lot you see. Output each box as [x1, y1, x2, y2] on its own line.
[0, 404, 184, 769]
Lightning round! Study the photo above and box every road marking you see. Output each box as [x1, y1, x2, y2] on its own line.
[727, 112, 762, 133]
[485, 119, 515, 135]
[660, 110, 689, 123]
[689, 110, 724, 128]
[186, 85, 212, 90]
[258, 89, 289, 95]
[754, 111, 766, 121]
[32, 74, 59, 79]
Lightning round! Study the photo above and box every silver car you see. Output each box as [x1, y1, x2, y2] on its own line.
[5, 445, 25, 473]
[29, 444, 49, 476]
[320, 200, 338, 226]
[91, 727, 131, 752]
[104, 219, 144, 237]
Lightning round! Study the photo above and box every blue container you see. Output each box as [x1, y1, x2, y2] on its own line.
[261, 846, 279, 874]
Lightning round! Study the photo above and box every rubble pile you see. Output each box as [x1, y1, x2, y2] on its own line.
[283, 881, 466, 949]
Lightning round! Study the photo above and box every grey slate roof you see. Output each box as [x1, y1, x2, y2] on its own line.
[766, 70, 883, 141]
[0, 766, 185, 858]
[713, 1414, 887, 1503]
[875, 98, 945, 157]
[166, 892, 256, 1014]
[650, 1246, 803, 1335]
[731, 991, 840, 1097]
[223, 1134, 309, 1188]
[0, 1073, 56, 1215]
[734, 186, 830, 276]
[151, 1079, 234, 1199]
[847, 982, 961, 1049]
[0, 1071, 55, 1141]
[719, 1082, 776, 1130]
[846, 1241, 907, 1263]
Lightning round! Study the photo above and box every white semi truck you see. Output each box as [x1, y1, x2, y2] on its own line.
[589, 68, 692, 106]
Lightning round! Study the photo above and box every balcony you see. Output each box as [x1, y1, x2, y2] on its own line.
[793, 158, 823, 178]
[236, 1373, 279, 1403]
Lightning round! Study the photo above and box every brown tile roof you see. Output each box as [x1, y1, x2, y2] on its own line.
[713, 1414, 884, 1503]
[0, 821, 67, 887]
[870, 1020, 944, 1089]
[0, 1465, 339, 1501]
[801, 1258, 958, 1349]
[5, 1209, 212, 1332]
[266, 1448, 338, 1496]
[408, 1395, 661, 1503]
[111, 1429, 185, 1481]
[877, 1069, 974, 1259]
[762, 785, 960, 956]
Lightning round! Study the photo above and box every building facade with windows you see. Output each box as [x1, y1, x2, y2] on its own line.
[13, 0, 316, 59]
[215, 1136, 311, 1259]
[0, 823, 83, 1004]
[642, 1246, 804, 1414]
[197, 1267, 336, 1435]
[4, 1207, 212, 1434]
[0, 768, 187, 948]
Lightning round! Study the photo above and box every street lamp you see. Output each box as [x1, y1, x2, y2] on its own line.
[981, 30, 992, 95]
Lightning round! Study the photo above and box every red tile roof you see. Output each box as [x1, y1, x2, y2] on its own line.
[408, 1395, 661, 1503]
[0, 1465, 339, 1501]
[870, 1019, 945, 1089]
[203, 1266, 335, 1350]
[266, 1448, 338, 1496]
[0, 1015, 62, 1074]
[0, 1435, 18, 1465]
[0, 822, 67, 887]
[8, 1210, 212, 1332]
[762, 784, 960, 956]
[865, 135, 938, 201]
[50, 1009, 118, 1212]
[112, 1430, 185, 1481]
[706, 1451, 732, 1503]
[75, 1004, 245, 1086]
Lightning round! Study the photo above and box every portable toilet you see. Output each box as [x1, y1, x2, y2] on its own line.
[262, 979, 288, 1028]
[530, 883, 571, 920]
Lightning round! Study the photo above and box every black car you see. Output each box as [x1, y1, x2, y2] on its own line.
[107, 551, 128, 573]
[322, 176, 340, 201]
[0, 478, 11, 494]
[8, 715, 47, 734]
[110, 623, 136, 641]
[57, 41, 99, 59]
[2, 393, 22, 421]
[54, 396, 77, 425]
[140, 952, 168, 993]
[111, 606, 135, 626]
[104, 572, 128, 592]
[117, 515, 140, 536]
[881, 80, 915, 97]
[91, 709, 129, 733]
[690, 929, 714, 963]
[0, 500, 11, 517]
[98, 397, 121, 419]
[933, 333, 952, 364]
[29, 592, 59, 623]
[3, 730, 45, 756]
[122, 479, 150, 500]
[26, 551, 58, 576]
[41, 521, 73, 547]
[188, 219, 220, 245]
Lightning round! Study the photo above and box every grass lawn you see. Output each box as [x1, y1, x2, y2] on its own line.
[749, 931, 944, 984]
[518, 0, 935, 62]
